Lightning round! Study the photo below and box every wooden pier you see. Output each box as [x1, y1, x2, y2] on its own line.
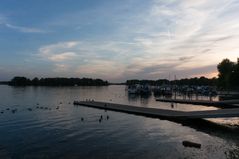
[73, 101, 239, 119]
[155, 98, 239, 108]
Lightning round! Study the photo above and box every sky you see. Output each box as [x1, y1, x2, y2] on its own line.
[0, 0, 239, 82]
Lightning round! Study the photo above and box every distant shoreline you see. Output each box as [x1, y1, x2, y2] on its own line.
[0, 81, 9, 85]
[7, 77, 109, 86]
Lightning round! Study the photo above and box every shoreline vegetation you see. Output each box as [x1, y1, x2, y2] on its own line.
[8, 77, 109, 86]
[126, 77, 217, 86]
[0, 58, 238, 89]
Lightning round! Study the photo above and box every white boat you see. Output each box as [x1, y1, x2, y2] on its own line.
[127, 84, 141, 94]
[154, 85, 172, 96]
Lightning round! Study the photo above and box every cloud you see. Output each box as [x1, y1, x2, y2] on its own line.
[176, 65, 218, 79]
[36, 40, 135, 79]
[179, 56, 195, 61]
[75, 60, 125, 79]
[5, 23, 46, 33]
[38, 41, 80, 61]
[48, 52, 77, 62]
[0, 14, 46, 33]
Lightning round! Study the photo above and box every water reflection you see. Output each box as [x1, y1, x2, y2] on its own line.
[0, 85, 238, 159]
[154, 92, 219, 101]
[127, 93, 151, 105]
[127, 94, 140, 102]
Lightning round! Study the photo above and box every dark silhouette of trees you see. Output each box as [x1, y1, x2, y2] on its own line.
[217, 59, 234, 88]
[126, 79, 157, 85]
[217, 58, 239, 89]
[173, 77, 217, 86]
[0, 81, 9, 85]
[126, 77, 217, 86]
[10, 77, 31, 86]
[9, 77, 109, 86]
[32, 77, 39, 86]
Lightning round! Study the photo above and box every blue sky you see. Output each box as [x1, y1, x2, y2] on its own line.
[0, 0, 239, 82]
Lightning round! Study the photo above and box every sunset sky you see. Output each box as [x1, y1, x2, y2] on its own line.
[0, 0, 239, 82]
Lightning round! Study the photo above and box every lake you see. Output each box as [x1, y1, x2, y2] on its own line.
[0, 85, 238, 159]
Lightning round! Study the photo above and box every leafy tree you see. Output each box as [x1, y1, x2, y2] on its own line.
[10, 77, 31, 86]
[217, 58, 239, 89]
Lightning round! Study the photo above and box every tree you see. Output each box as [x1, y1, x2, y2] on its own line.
[10, 77, 31, 86]
[217, 58, 239, 89]
[217, 59, 235, 89]
[32, 77, 39, 86]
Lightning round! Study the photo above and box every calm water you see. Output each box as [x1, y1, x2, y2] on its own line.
[0, 85, 239, 159]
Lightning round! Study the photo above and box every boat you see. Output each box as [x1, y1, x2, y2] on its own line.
[153, 85, 172, 96]
[139, 84, 151, 95]
[127, 84, 141, 94]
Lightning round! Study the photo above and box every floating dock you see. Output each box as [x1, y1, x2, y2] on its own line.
[73, 101, 239, 119]
[155, 98, 239, 108]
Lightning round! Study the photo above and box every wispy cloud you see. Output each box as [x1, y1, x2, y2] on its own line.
[0, 14, 46, 33]
[48, 52, 77, 62]
[35, 40, 143, 80]
[5, 23, 46, 33]
[38, 41, 79, 61]
[36, 37, 218, 81]
[114, 0, 239, 77]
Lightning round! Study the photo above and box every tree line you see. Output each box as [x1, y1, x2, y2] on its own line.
[9, 77, 109, 86]
[126, 77, 217, 86]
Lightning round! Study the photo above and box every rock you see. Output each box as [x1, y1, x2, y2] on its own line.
[182, 140, 201, 149]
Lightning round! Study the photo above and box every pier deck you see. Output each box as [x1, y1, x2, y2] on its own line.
[73, 101, 239, 119]
[155, 98, 239, 108]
